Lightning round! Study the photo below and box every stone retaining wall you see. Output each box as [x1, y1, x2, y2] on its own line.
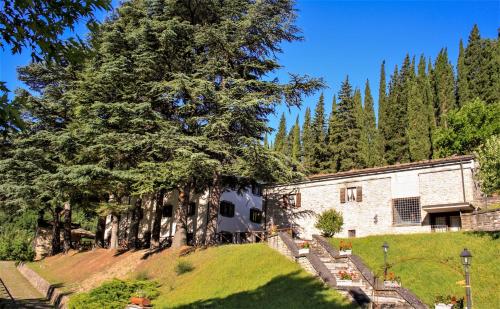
[461, 209, 500, 231]
[17, 263, 70, 308]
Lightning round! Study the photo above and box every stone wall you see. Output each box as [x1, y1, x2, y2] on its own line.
[17, 263, 70, 308]
[461, 209, 500, 231]
[266, 158, 476, 239]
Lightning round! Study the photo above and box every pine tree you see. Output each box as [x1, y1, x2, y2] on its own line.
[274, 113, 287, 153]
[377, 61, 388, 162]
[291, 116, 301, 161]
[301, 107, 314, 171]
[331, 76, 361, 171]
[433, 48, 456, 127]
[457, 39, 469, 106]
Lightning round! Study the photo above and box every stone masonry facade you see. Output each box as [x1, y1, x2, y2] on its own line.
[265, 156, 478, 239]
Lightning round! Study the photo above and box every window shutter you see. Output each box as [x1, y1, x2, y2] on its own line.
[356, 187, 362, 202]
[340, 188, 346, 203]
[295, 192, 301, 208]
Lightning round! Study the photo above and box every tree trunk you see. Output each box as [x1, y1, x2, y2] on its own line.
[151, 190, 165, 249]
[204, 172, 222, 246]
[95, 216, 106, 248]
[109, 213, 119, 249]
[172, 184, 190, 248]
[62, 201, 72, 253]
[128, 197, 142, 249]
[50, 207, 62, 255]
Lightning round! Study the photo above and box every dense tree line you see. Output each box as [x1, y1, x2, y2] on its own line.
[0, 0, 322, 257]
[272, 25, 500, 175]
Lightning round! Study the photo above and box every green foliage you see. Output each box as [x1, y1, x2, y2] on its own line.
[175, 260, 194, 275]
[301, 107, 314, 171]
[432, 48, 456, 127]
[291, 116, 301, 162]
[274, 113, 287, 154]
[68, 279, 159, 309]
[433, 99, 500, 157]
[476, 135, 500, 195]
[315, 209, 344, 237]
[0, 228, 34, 261]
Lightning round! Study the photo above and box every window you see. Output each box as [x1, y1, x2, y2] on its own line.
[392, 197, 421, 225]
[162, 204, 173, 217]
[282, 193, 301, 208]
[249, 208, 262, 223]
[251, 184, 262, 196]
[187, 202, 196, 217]
[348, 230, 356, 238]
[340, 187, 362, 203]
[346, 187, 356, 202]
[220, 200, 235, 217]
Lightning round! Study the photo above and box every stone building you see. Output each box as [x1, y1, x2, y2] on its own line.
[104, 185, 264, 245]
[264, 155, 479, 239]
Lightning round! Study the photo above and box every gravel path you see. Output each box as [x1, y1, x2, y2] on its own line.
[0, 261, 52, 308]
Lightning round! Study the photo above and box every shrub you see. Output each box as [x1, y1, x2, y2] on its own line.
[175, 260, 194, 275]
[476, 135, 500, 196]
[0, 228, 34, 261]
[68, 279, 159, 309]
[315, 209, 343, 237]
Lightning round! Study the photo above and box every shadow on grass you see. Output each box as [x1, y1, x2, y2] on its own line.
[171, 270, 356, 309]
[465, 231, 500, 240]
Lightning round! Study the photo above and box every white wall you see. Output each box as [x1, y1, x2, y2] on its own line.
[217, 188, 263, 232]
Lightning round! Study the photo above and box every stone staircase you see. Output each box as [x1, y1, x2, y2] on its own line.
[272, 234, 427, 308]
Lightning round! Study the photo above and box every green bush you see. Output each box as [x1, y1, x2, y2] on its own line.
[315, 209, 343, 237]
[175, 260, 194, 275]
[0, 228, 34, 261]
[68, 279, 159, 309]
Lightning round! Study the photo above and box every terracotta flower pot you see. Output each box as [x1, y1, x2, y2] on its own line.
[130, 296, 151, 306]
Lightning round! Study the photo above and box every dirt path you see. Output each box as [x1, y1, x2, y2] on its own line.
[0, 261, 52, 308]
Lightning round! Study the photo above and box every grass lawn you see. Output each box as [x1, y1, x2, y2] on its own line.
[133, 244, 356, 308]
[28, 244, 356, 308]
[328, 232, 500, 309]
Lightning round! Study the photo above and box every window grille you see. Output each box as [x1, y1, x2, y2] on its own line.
[249, 208, 262, 223]
[220, 200, 235, 217]
[392, 197, 421, 225]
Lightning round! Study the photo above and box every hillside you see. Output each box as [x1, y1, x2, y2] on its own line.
[329, 232, 499, 308]
[28, 244, 356, 308]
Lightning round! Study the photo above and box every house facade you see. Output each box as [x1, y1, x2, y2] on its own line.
[104, 186, 264, 245]
[264, 155, 479, 239]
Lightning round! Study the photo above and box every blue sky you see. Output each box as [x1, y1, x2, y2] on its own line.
[1, 0, 499, 142]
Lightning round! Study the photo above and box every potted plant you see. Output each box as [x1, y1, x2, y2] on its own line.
[130, 290, 151, 307]
[383, 272, 401, 288]
[298, 241, 310, 255]
[337, 270, 356, 286]
[434, 295, 464, 309]
[339, 240, 352, 255]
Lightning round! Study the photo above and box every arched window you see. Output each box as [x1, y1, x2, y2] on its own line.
[219, 200, 235, 217]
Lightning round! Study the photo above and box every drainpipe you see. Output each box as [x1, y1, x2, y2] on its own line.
[460, 162, 466, 203]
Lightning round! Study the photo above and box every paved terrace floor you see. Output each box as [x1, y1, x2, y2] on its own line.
[0, 261, 52, 309]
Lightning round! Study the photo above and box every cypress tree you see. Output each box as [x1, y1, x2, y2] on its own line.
[417, 55, 436, 158]
[457, 39, 469, 106]
[377, 61, 388, 162]
[310, 93, 327, 173]
[407, 71, 431, 161]
[301, 107, 313, 171]
[291, 116, 301, 162]
[360, 80, 383, 167]
[326, 97, 339, 172]
[263, 134, 269, 149]
[433, 48, 456, 127]
[274, 113, 287, 153]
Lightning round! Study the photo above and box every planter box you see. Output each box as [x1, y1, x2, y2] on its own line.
[339, 249, 352, 256]
[130, 297, 151, 307]
[434, 304, 453, 309]
[383, 280, 400, 288]
[298, 248, 310, 255]
[336, 279, 353, 286]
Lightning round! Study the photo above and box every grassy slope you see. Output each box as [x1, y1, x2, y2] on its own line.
[328, 232, 499, 308]
[28, 244, 356, 309]
[134, 244, 356, 308]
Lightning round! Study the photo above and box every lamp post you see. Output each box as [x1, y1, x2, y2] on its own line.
[382, 242, 389, 280]
[460, 248, 472, 309]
